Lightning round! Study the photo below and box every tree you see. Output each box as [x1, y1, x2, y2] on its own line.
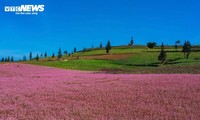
[176, 40, 181, 46]
[40, 53, 43, 58]
[23, 55, 26, 61]
[182, 41, 191, 59]
[52, 53, 55, 58]
[100, 42, 103, 48]
[29, 52, 32, 60]
[129, 36, 134, 46]
[2, 57, 4, 62]
[83, 48, 86, 53]
[175, 42, 178, 51]
[175, 40, 181, 51]
[36, 54, 39, 61]
[64, 51, 68, 55]
[158, 42, 167, 64]
[44, 52, 47, 58]
[5, 58, 8, 62]
[147, 42, 156, 49]
[105, 40, 111, 54]
[7, 56, 10, 62]
[58, 48, 62, 59]
[74, 47, 77, 53]
[11, 56, 14, 62]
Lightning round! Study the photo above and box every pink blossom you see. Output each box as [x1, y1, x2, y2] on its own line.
[0, 63, 200, 119]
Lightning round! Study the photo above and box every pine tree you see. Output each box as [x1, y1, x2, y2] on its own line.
[58, 48, 62, 59]
[105, 40, 111, 54]
[74, 47, 77, 53]
[182, 41, 191, 59]
[100, 42, 103, 48]
[11, 56, 14, 62]
[29, 52, 32, 60]
[36, 54, 39, 61]
[44, 52, 47, 58]
[129, 36, 134, 46]
[2, 57, 4, 62]
[64, 51, 68, 55]
[83, 48, 86, 53]
[7, 56, 10, 62]
[158, 42, 167, 64]
[52, 53, 55, 58]
[23, 55, 26, 61]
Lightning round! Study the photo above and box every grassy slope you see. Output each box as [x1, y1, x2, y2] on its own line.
[24, 46, 200, 74]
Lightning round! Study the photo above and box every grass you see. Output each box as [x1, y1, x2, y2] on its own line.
[23, 45, 200, 74]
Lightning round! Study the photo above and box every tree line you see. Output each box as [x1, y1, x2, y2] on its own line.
[1, 37, 192, 63]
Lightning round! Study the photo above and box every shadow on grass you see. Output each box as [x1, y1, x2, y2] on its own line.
[113, 61, 160, 67]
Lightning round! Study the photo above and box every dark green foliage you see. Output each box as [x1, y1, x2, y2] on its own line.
[40, 53, 43, 58]
[52, 53, 55, 58]
[100, 42, 103, 48]
[147, 42, 156, 49]
[58, 48, 62, 59]
[36, 54, 39, 61]
[105, 40, 111, 54]
[29, 52, 32, 60]
[1, 57, 4, 62]
[44, 52, 47, 58]
[23, 55, 26, 61]
[7, 56, 10, 62]
[175, 40, 180, 51]
[11, 56, 14, 62]
[175, 44, 178, 51]
[182, 41, 191, 59]
[64, 51, 68, 55]
[129, 36, 134, 46]
[158, 42, 167, 64]
[83, 48, 86, 53]
[74, 47, 77, 53]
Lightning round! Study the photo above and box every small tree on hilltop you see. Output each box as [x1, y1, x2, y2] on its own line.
[23, 55, 26, 61]
[64, 51, 68, 55]
[100, 42, 103, 48]
[74, 47, 77, 53]
[158, 42, 167, 64]
[105, 40, 111, 54]
[2, 57, 4, 62]
[29, 52, 32, 60]
[182, 41, 191, 59]
[129, 36, 134, 46]
[7, 56, 10, 62]
[52, 53, 55, 58]
[11, 56, 14, 62]
[58, 48, 62, 60]
[147, 42, 156, 49]
[175, 40, 181, 51]
[44, 52, 47, 58]
[36, 54, 39, 61]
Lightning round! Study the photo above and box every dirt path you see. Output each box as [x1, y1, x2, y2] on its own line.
[0, 63, 200, 119]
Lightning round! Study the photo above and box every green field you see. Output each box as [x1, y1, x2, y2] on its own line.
[24, 45, 200, 74]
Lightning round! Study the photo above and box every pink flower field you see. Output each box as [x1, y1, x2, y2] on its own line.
[0, 63, 200, 119]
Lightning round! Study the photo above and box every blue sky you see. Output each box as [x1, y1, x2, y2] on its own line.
[0, 0, 200, 60]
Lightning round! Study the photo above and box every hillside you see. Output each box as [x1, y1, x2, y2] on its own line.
[24, 45, 200, 74]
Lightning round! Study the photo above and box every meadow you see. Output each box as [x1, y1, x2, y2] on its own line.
[0, 63, 199, 119]
[25, 45, 200, 74]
